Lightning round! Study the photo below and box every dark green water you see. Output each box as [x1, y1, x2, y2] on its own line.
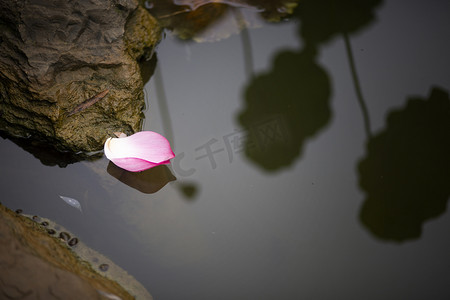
[1, 1, 450, 299]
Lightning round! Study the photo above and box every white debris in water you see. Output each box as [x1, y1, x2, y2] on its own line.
[59, 195, 82, 213]
[97, 289, 123, 300]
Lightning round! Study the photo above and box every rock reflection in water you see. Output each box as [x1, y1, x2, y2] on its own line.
[146, 0, 298, 42]
[0, 131, 102, 168]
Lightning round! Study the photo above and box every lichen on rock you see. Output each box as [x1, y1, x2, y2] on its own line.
[0, 0, 162, 153]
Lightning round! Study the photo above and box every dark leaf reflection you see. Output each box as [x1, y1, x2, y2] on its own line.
[237, 48, 331, 171]
[358, 87, 450, 242]
[236, 0, 383, 171]
[145, 0, 450, 243]
[296, 0, 383, 47]
[107, 163, 176, 194]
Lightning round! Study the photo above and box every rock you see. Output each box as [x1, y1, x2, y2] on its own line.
[0, 0, 162, 152]
[0, 203, 137, 299]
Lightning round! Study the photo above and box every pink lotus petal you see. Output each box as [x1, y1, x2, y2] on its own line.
[104, 131, 175, 172]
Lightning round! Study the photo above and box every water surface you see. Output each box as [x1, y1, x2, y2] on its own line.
[1, 1, 450, 299]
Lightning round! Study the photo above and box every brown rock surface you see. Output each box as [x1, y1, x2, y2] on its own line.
[0, 204, 137, 299]
[0, 0, 161, 152]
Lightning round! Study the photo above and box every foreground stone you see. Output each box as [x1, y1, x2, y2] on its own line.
[0, 203, 141, 299]
[0, 0, 161, 152]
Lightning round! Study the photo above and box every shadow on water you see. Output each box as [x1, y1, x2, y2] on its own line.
[140, 50, 201, 200]
[139, 51, 158, 87]
[107, 163, 176, 194]
[176, 181, 198, 199]
[237, 47, 332, 170]
[0, 131, 103, 167]
[237, 0, 383, 171]
[146, 0, 450, 242]
[232, 0, 450, 242]
[287, 1, 450, 242]
[358, 87, 450, 242]
[296, 0, 383, 47]
[6, 0, 448, 243]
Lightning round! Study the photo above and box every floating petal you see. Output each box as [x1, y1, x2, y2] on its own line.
[59, 195, 82, 213]
[104, 131, 175, 172]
